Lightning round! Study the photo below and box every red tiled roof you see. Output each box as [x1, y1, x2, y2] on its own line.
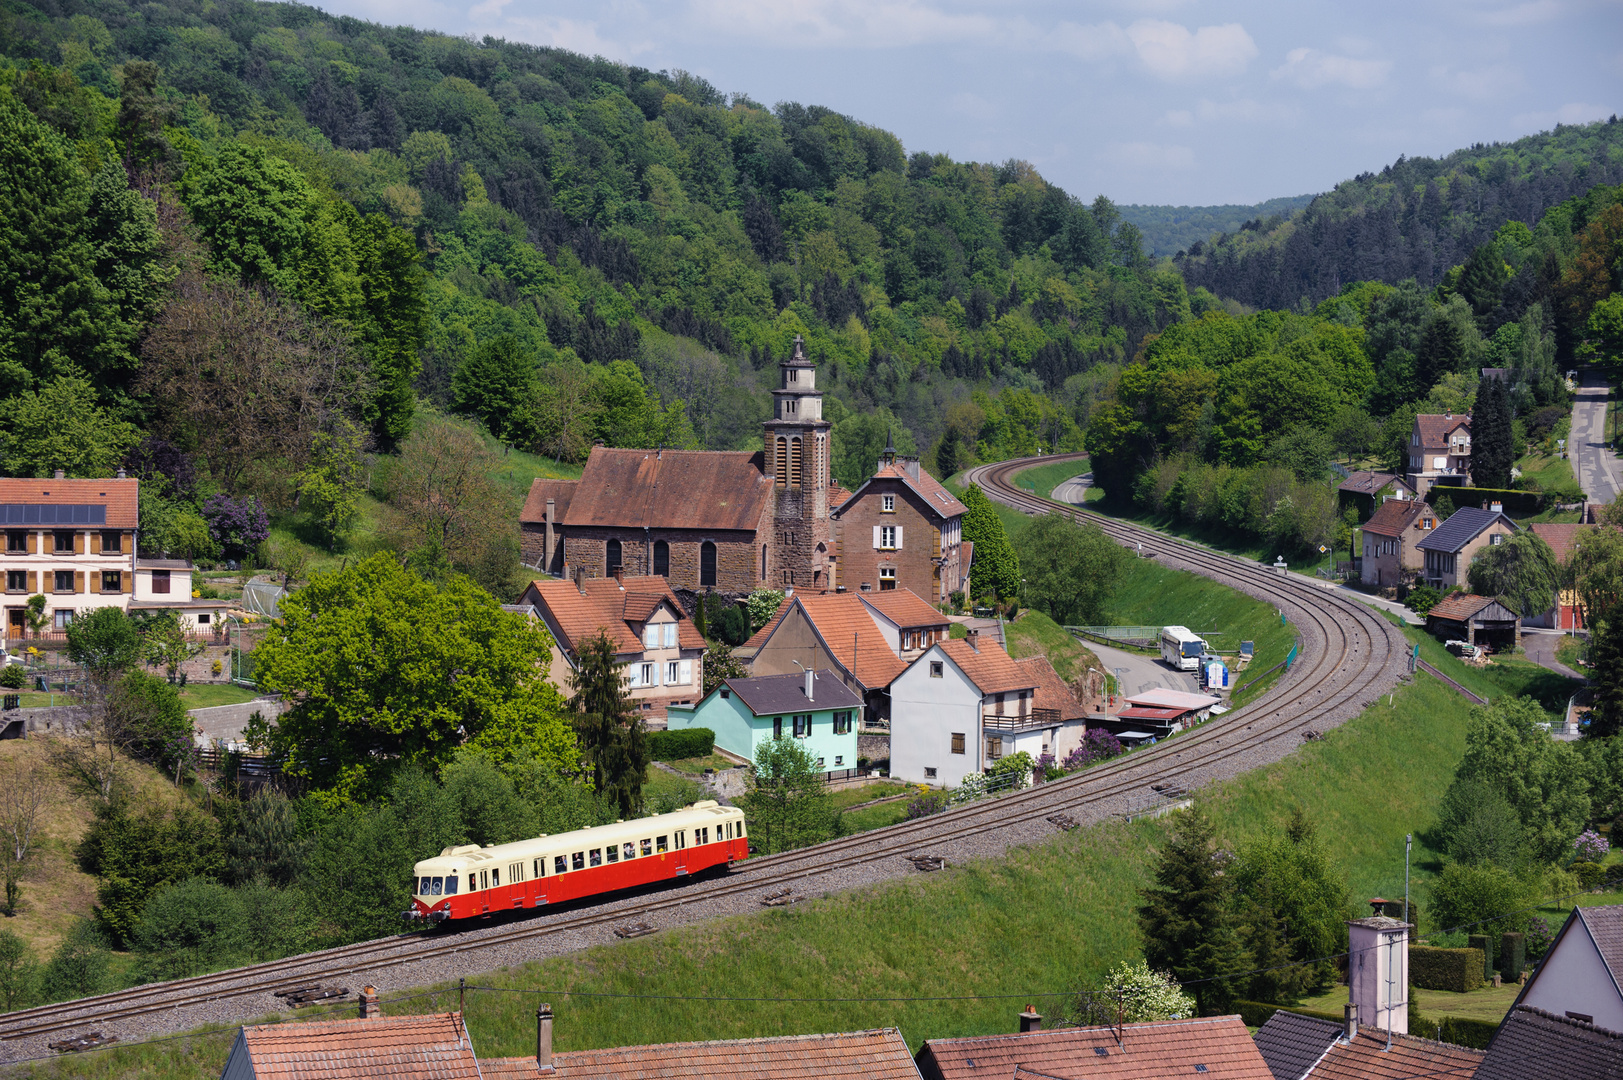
[796, 594, 907, 689]
[1015, 655, 1087, 720]
[873, 461, 967, 518]
[0, 477, 139, 529]
[231, 1013, 482, 1079]
[1530, 522, 1621, 563]
[522, 576, 703, 656]
[1427, 593, 1497, 622]
[1117, 706, 1187, 721]
[936, 636, 1034, 695]
[1338, 471, 1414, 497]
[1362, 498, 1427, 539]
[519, 478, 577, 525]
[1305, 1026, 1482, 1080]
[828, 482, 852, 511]
[485, 1028, 920, 1079]
[916, 1015, 1272, 1080]
[1413, 413, 1471, 451]
[859, 588, 950, 629]
[562, 447, 769, 532]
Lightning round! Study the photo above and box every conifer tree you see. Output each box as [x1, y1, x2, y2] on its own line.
[1137, 808, 1250, 1015]
[568, 632, 647, 818]
[961, 483, 1021, 603]
[1590, 615, 1623, 738]
[1472, 375, 1514, 489]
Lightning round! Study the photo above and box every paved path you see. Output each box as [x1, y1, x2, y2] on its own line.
[1520, 627, 1585, 681]
[1086, 639, 1199, 701]
[1052, 472, 1093, 506]
[1572, 368, 1621, 505]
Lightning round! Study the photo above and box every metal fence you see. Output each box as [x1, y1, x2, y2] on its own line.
[1066, 625, 1160, 648]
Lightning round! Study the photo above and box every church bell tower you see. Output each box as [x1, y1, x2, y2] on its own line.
[763, 335, 832, 587]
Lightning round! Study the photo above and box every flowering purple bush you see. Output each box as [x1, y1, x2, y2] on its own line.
[905, 790, 950, 820]
[202, 495, 270, 559]
[1036, 753, 1059, 780]
[1062, 729, 1124, 771]
[1575, 829, 1610, 863]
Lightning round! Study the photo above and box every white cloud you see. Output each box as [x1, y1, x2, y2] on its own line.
[1045, 20, 1133, 62]
[1125, 20, 1257, 80]
[1512, 101, 1614, 128]
[1163, 108, 1194, 127]
[1196, 98, 1301, 124]
[493, 13, 653, 58]
[1104, 140, 1195, 170]
[687, 0, 998, 47]
[1273, 48, 1391, 90]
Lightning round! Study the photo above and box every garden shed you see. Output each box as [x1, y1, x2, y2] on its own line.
[1425, 593, 1521, 648]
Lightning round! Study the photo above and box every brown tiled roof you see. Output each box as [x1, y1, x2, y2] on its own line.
[1413, 413, 1472, 451]
[563, 448, 769, 532]
[1361, 499, 1426, 539]
[859, 588, 950, 629]
[916, 1016, 1271, 1080]
[796, 594, 907, 689]
[737, 596, 793, 653]
[0, 477, 139, 529]
[519, 478, 578, 525]
[1015, 655, 1087, 720]
[834, 462, 966, 521]
[935, 636, 1034, 695]
[1427, 593, 1497, 622]
[231, 1013, 483, 1079]
[1304, 1026, 1482, 1080]
[828, 482, 852, 511]
[1530, 523, 1622, 564]
[1476, 1006, 1623, 1080]
[523, 576, 704, 656]
[486, 1028, 921, 1079]
[1338, 471, 1413, 497]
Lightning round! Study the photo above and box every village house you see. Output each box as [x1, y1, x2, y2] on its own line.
[1511, 903, 1623, 1032]
[1476, 1005, 1623, 1080]
[1359, 498, 1436, 588]
[1251, 1011, 1484, 1080]
[1528, 522, 1620, 629]
[887, 630, 1058, 788]
[1095, 687, 1223, 745]
[517, 573, 705, 720]
[855, 588, 953, 662]
[1338, 469, 1418, 515]
[1425, 593, 1523, 648]
[517, 336, 844, 598]
[0, 473, 227, 639]
[829, 436, 970, 602]
[1415, 504, 1518, 591]
[1406, 412, 1473, 496]
[739, 591, 908, 726]
[666, 669, 863, 777]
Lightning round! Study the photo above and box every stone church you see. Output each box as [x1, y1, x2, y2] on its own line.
[520, 336, 844, 598]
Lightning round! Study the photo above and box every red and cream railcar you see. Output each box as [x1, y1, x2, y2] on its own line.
[406, 800, 747, 923]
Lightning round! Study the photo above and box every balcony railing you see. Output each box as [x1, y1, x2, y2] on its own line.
[982, 706, 1062, 732]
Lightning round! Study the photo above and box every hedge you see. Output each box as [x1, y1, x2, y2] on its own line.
[1500, 932, 1525, 981]
[646, 728, 716, 761]
[1235, 1001, 1344, 1029]
[1412, 1015, 1501, 1050]
[1411, 946, 1485, 992]
[1469, 934, 1495, 982]
[1425, 487, 1544, 516]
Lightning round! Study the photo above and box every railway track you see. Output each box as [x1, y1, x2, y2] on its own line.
[0, 452, 1408, 1058]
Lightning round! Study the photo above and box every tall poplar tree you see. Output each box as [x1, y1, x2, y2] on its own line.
[1472, 375, 1513, 490]
[569, 632, 648, 818]
[961, 483, 1021, 603]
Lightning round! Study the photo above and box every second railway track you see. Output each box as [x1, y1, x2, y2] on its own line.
[0, 451, 1409, 1059]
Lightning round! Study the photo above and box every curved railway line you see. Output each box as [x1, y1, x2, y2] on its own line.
[0, 451, 1408, 1062]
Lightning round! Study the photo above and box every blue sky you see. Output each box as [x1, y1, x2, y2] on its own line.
[313, 0, 1620, 205]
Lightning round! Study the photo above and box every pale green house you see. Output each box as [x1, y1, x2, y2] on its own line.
[667, 670, 862, 778]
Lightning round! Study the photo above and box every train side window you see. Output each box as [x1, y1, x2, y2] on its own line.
[555, 855, 567, 874]
[479, 870, 487, 890]
[641, 838, 652, 857]
[675, 831, 685, 849]
[723, 822, 731, 840]
[656, 835, 669, 853]
[572, 851, 585, 871]
[534, 859, 542, 879]
[492, 868, 500, 887]
[589, 848, 602, 867]
[607, 844, 619, 863]
[513, 863, 523, 882]
[446, 875, 458, 894]
[697, 827, 707, 845]
[624, 842, 636, 860]
[737, 821, 746, 837]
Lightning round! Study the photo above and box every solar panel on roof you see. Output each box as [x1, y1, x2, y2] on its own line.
[0, 503, 106, 525]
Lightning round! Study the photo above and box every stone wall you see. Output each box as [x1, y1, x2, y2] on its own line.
[561, 527, 762, 592]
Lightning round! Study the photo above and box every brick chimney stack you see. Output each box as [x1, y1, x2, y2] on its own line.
[965, 627, 980, 653]
[1343, 1002, 1357, 1042]
[1018, 1005, 1042, 1032]
[359, 986, 380, 1019]
[536, 1004, 554, 1071]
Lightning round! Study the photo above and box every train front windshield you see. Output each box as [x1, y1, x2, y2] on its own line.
[417, 875, 458, 896]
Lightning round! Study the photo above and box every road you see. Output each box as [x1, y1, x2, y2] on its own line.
[1086, 639, 1199, 700]
[1571, 368, 1621, 505]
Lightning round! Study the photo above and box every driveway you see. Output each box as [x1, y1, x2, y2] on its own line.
[1571, 368, 1621, 505]
[1086, 639, 1200, 703]
[1520, 627, 1585, 681]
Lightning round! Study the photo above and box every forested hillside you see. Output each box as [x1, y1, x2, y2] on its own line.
[0, 0, 1201, 522]
[1175, 121, 1623, 311]
[1118, 194, 1313, 258]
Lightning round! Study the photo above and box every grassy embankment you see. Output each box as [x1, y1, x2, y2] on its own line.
[33, 580, 1609, 1079]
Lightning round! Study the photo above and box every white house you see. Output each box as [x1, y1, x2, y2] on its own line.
[1510, 903, 1623, 1031]
[889, 629, 1090, 788]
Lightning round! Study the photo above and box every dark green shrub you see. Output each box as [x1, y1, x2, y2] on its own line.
[647, 728, 715, 761]
[1500, 932, 1525, 980]
[0, 665, 25, 690]
[0, 929, 36, 1010]
[1437, 1016, 1500, 1050]
[1574, 861, 1605, 890]
[133, 878, 245, 982]
[39, 921, 111, 1003]
[1468, 934, 1494, 981]
[1410, 946, 1485, 992]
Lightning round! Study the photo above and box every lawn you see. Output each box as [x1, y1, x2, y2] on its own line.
[1011, 460, 1089, 501]
[1004, 609, 1104, 684]
[1399, 618, 1581, 720]
[178, 683, 264, 710]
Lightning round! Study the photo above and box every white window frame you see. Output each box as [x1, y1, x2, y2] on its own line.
[643, 624, 659, 648]
[678, 659, 693, 685]
[639, 662, 655, 687]
[879, 525, 897, 549]
[666, 660, 680, 685]
[882, 494, 895, 513]
[663, 622, 678, 648]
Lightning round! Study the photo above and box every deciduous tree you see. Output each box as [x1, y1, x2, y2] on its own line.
[1466, 530, 1557, 619]
[739, 737, 838, 854]
[0, 755, 52, 916]
[1013, 513, 1128, 625]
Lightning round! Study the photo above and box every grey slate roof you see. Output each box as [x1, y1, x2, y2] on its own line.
[724, 671, 864, 716]
[1582, 905, 1623, 991]
[1415, 506, 1518, 554]
[1253, 1010, 1342, 1080]
[1477, 1006, 1623, 1080]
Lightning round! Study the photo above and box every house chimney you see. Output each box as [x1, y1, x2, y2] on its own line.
[1018, 1005, 1042, 1032]
[805, 668, 815, 702]
[574, 565, 587, 594]
[1347, 910, 1410, 1037]
[613, 566, 624, 585]
[965, 627, 980, 653]
[544, 497, 556, 570]
[359, 985, 380, 1019]
[1344, 1002, 1357, 1042]
[115, 467, 126, 479]
[53, 469, 64, 480]
[536, 1004, 554, 1070]
[1490, 502, 1503, 514]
